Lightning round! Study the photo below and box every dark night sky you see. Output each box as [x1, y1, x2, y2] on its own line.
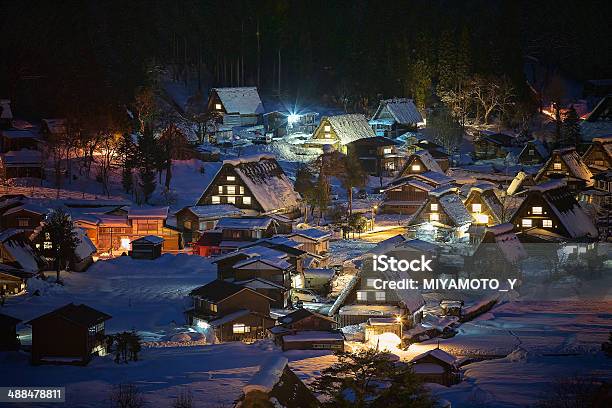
[1, 0, 610, 118]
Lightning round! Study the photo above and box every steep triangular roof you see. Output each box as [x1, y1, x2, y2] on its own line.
[326, 114, 376, 145]
[212, 87, 264, 115]
[535, 147, 593, 186]
[372, 98, 423, 124]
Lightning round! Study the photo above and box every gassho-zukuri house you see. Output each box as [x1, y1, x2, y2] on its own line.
[196, 154, 301, 218]
[306, 113, 376, 153]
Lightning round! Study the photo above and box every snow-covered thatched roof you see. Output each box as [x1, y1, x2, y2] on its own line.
[481, 223, 527, 264]
[326, 114, 376, 145]
[208, 154, 300, 213]
[408, 150, 443, 173]
[536, 147, 593, 186]
[212, 87, 264, 115]
[525, 180, 598, 239]
[372, 98, 423, 125]
[411, 348, 457, 367]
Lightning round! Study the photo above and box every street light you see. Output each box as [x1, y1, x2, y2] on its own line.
[396, 315, 403, 344]
[371, 205, 378, 231]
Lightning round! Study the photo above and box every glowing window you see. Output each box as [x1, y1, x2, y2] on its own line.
[375, 291, 386, 301]
[44, 242, 52, 249]
[356, 291, 367, 301]
[528, 149, 535, 155]
[532, 206, 542, 215]
[324, 125, 331, 132]
[210, 303, 218, 312]
[383, 148, 392, 154]
[226, 185, 236, 194]
[212, 196, 220, 204]
[430, 213, 440, 222]
[226, 175, 236, 181]
[472, 203, 482, 213]
[243, 196, 251, 205]
[215, 103, 222, 110]
[232, 323, 250, 334]
[218, 185, 223, 193]
[227, 196, 236, 204]
[430, 203, 438, 211]
[475, 213, 489, 224]
[553, 162, 562, 170]
[239, 186, 244, 194]
[324, 133, 331, 139]
[522, 219, 532, 227]
[411, 164, 421, 171]
[542, 219, 553, 228]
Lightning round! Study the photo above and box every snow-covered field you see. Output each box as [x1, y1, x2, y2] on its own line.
[416, 300, 612, 407]
[0, 341, 336, 408]
[3, 254, 217, 341]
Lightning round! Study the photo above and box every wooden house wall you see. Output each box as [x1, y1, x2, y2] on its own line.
[233, 265, 290, 287]
[510, 193, 570, 237]
[196, 165, 264, 213]
[399, 156, 428, 177]
[31, 316, 88, 363]
[215, 313, 274, 342]
[0, 272, 25, 295]
[464, 191, 498, 226]
[412, 197, 454, 227]
[217, 289, 271, 315]
[383, 183, 429, 214]
[518, 142, 546, 164]
[583, 144, 612, 171]
[311, 118, 340, 145]
[1, 209, 43, 232]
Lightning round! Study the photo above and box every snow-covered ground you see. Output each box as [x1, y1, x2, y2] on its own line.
[3, 254, 217, 342]
[0, 341, 336, 408]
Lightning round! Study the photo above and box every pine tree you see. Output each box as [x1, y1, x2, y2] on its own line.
[313, 349, 435, 408]
[410, 59, 432, 111]
[118, 133, 135, 194]
[437, 29, 455, 92]
[455, 26, 471, 87]
[40, 209, 79, 283]
[561, 106, 581, 147]
[136, 125, 158, 203]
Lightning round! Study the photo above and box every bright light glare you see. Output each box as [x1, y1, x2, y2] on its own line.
[288, 114, 300, 125]
[369, 332, 401, 352]
[196, 320, 210, 330]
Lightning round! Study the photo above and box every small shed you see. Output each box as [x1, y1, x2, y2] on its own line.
[129, 235, 164, 259]
[0, 312, 21, 351]
[281, 330, 344, 351]
[26, 303, 111, 365]
[410, 347, 460, 386]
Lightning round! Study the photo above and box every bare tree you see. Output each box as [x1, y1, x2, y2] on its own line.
[96, 132, 121, 197]
[468, 75, 515, 125]
[109, 383, 145, 408]
[172, 387, 193, 408]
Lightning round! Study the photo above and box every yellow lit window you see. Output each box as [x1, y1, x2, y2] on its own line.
[411, 164, 421, 171]
[542, 219, 552, 228]
[383, 148, 392, 154]
[212, 196, 220, 204]
[472, 203, 482, 213]
[226, 175, 235, 181]
[232, 323, 250, 334]
[324, 133, 331, 139]
[239, 186, 244, 194]
[218, 185, 223, 193]
[226, 185, 236, 194]
[430, 213, 440, 222]
[522, 219, 532, 227]
[532, 206, 542, 215]
[324, 125, 331, 132]
[430, 203, 438, 211]
[44, 242, 52, 249]
[215, 103, 222, 110]
[553, 162, 562, 170]
[243, 196, 251, 205]
[227, 196, 236, 204]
